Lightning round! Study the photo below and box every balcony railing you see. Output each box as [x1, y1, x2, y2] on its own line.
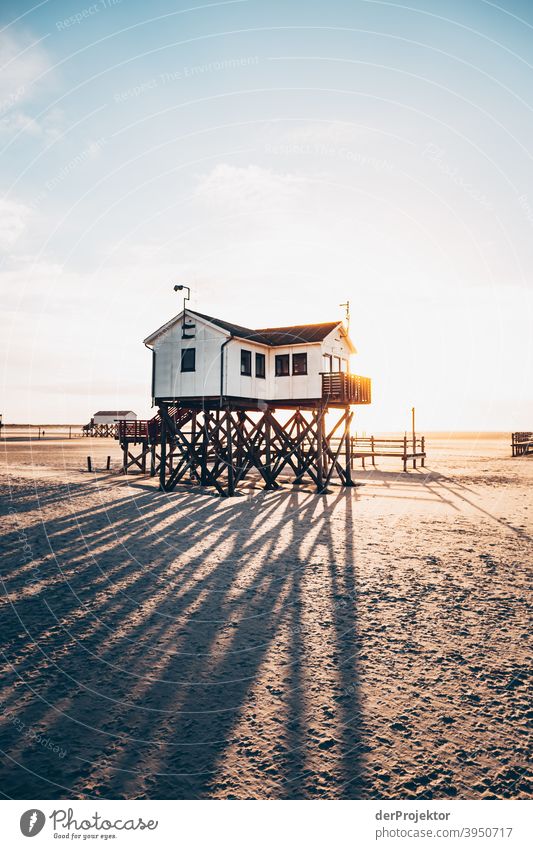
[321, 372, 372, 405]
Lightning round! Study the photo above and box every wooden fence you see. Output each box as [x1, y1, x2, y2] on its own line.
[511, 432, 533, 457]
[352, 435, 426, 471]
[82, 423, 118, 438]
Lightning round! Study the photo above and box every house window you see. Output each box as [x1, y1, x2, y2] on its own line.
[255, 352, 266, 379]
[292, 352, 307, 375]
[181, 347, 196, 372]
[341, 358, 348, 373]
[334, 356, 341, 372]
[241, 349, 252, 376]
[275, 354, 290, 376]
[323, 354, 332, 373]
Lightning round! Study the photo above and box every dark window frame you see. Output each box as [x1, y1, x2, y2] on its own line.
[292, 352, 308, 375]
[275, 354, 290, 376]
[255, 352, 266, 379]
[240, 349, 252, 376]
[181, 347, 196, 373]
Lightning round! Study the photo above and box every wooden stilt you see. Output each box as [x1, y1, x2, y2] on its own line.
[159, 411, 167, 491]
[225, 409, 235, 497]
[344, 411, 354, 486]
[141, 403, 367, 495]
[316, 407, 325, 493]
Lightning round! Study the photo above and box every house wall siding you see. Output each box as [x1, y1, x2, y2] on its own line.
[152, 317, 225, 399]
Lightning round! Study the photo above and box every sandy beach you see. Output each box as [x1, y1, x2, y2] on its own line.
[0, 433, 531, 800]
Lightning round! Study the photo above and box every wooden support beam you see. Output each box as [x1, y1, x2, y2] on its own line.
[316, 408, 325, 493]
[344, 412, 354, 486]
[159, 409, 167, 490]
[225, 409, 235, 496]
[143, 405, 370, 495]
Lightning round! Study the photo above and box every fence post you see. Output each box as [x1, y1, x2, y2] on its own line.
[421, 436, 425, 467]
[412, 406, 416, 469]
[403, 435, 407, 472]
[371, 435, 376, 467]
[87, 456, 92, 472]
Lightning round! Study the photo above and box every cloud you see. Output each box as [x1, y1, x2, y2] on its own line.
[0, 197, 33, 248]
[194, 163, 304, 213]
[0, 30, 59, 139]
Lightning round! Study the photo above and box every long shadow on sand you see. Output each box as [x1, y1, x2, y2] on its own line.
[0, 479, 365, 799]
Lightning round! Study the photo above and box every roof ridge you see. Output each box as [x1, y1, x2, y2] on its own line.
[254, 321, 340, 332]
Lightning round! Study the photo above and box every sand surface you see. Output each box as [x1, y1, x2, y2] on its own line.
[0, 433, 531, 799]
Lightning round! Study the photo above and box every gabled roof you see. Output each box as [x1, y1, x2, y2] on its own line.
[255, 322, 341, 346]
[192, 311, 342, 346]
[145, 310, 356, 351]
[94, 410, 136, 416]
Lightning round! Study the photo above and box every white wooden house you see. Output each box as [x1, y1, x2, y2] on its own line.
[92, 410, 137, 425]
[144, 310, 371, 408]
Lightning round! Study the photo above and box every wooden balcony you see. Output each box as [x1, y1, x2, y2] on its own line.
[321, 372, 372, 405]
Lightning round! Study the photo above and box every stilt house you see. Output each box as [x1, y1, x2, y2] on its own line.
[144, 310, 371, 408]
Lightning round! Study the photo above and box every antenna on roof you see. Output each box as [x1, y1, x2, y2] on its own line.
[173, 283, 195, 339]
[340, 300, 350, 331]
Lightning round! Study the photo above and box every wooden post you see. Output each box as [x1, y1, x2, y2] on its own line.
[226, 409, 235, 496]
[159, 413, 167, 491]
[294, 412, 302, 482]
[412, 406, 416, 469]
[106, 455, 111, 470]
[316, 408, 324, 492]
[87, 456, 92, 472]
[344, 411, 354, 485]
[69, 426, 71, 439]
[200, 413, 208, 486]
[403, 434, 407, 472]
[150, 444, 156, 476]
[421, 436, 425, 467]
[263, 411, 276, 489]
[371, 435, 376, 467]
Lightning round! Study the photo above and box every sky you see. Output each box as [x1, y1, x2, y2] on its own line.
[1, 0, 532, 430]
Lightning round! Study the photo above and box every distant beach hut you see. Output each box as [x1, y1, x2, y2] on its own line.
[84, 410, 137, 438]
[93, 410, 137, 425]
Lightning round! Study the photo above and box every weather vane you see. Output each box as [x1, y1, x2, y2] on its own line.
[340, 300, 350, 330]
